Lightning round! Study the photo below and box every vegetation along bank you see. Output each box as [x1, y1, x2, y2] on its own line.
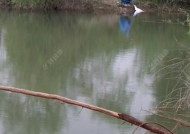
[0, 0, 190, 14]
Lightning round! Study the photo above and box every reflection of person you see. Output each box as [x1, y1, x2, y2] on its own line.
[119, 16, 132, 37]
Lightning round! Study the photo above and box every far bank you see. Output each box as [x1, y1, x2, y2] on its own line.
[0, 0, 189, 15]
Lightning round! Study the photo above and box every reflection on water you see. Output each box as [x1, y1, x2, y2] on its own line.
[0, 29, 13, 85]
[112, 48, 154, 120]
[119, 16, 133, 37]
[0, 11, 189, 134]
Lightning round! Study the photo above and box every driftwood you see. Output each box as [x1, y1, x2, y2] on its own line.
[0, 85, 172, 134]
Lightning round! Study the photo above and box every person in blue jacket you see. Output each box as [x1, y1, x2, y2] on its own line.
[121, 0, 133, 5]
[120, 0, 143, 15]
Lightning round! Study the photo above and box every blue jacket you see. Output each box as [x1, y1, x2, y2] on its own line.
[121, 0, 132, 4]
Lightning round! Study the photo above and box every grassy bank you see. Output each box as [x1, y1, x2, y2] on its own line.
[0, 0, 91, 10]
[0, 0, 189, 14]
[139, 0, 190, 12]
[0, 0, 138, 14]
[0, 0, 118, 10]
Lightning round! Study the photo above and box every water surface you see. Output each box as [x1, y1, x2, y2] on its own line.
[0, 11, 190, 134]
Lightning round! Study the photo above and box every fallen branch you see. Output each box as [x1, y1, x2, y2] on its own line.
[0, 85, 172, 134]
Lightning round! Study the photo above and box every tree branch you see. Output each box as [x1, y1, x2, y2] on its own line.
[0, 85, 172, 134]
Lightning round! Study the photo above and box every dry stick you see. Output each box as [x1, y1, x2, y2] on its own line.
[0, 85, 171, 134]
[155, 110, 190, 128]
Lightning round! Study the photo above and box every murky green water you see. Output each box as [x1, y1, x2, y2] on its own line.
[0, 11, 190, 134]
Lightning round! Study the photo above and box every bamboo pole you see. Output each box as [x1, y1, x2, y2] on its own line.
[0, 85, 172, 134]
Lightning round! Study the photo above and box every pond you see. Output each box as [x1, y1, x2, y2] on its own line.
[0, 11, 190, 134]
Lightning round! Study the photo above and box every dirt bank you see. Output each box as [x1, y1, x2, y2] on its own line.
[0, 0, 156, 14]
[0, 0, 188, 15]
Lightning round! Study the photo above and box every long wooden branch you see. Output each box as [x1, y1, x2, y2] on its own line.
[0, 85, 171, 134]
